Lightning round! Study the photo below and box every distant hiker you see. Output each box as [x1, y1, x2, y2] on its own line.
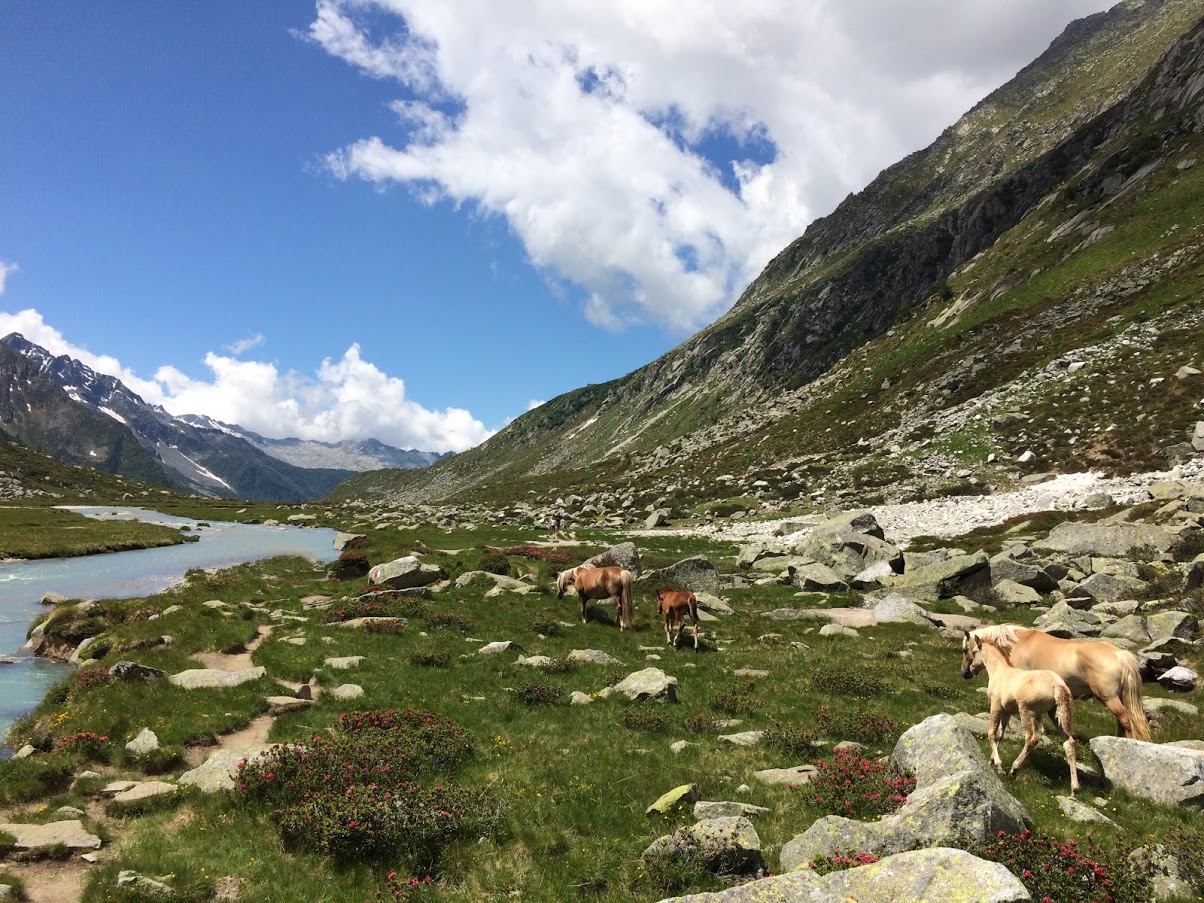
[550, 511, 564, 533]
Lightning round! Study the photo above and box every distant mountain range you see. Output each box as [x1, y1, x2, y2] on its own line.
[0, 334, 444, 502]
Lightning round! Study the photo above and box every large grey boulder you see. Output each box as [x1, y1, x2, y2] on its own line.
[125, 728, 160, 756]
[789, 562, 849, 593]
[1033, 602, 1102, 637]
[567, 648, 624, 666]
[1034, 522, 1178, 559]
[810, 510, 886, 540]
[990, 555, 1058, 593]
[600, 667, 678, 703]
[0, 819, 102, 855]
[870, 594, 936, 627]
[885, 552, 990, 599]
[779, 714, 1029, 870]
[644, 816, 763, 876]
[796, 529, 903, 582]
[178, 745, 273, 793]
[1146, 611, 1199, 644]
[368, 555, 445, 589]
[583, 542, 642, 575]
[169, 666, 266, 689]
[637, 557, 720, 596]
[1067, 572, 1149, 606]
[1089, 737, 1204, 806]
[1100, 615, 1151, 646]
[109, 661, 166, 683]
[657, 848, 1031, 903]
[993, 579, 1042, 607]
[333, 532, 367, 551]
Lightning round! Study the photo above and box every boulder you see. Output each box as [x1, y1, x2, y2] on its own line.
[992, 579, 1042, 606]
[332, 532, 367, 551]
[754, 764, 818, 786]
[780, 714, 1029, 870]
[1034, 602, 1102, 637]
[637, 557, 720, 596]
[111, 781, 176, 805]
[1089, 737, 1204, 806]
[1034, 522, 1178, 559]
[169, 667, 266, 689]
[644, 816, 763, 876]
[1157, 665, 1199, 692]
[788, 562, 849, 593]
[125, 728, 160, 756]
[583, 542, 642, 575]
[1057, 796, 1117, 826]
[1146, 611, 1198, 644]
[885, 552, 990, 598]
[646, 783, 700, 815]
[330, 684, 364, 699]
[796, 529, 903, 582]
[567, 648, 624, 666]
[178, 746, 273, 793]
[367, 556, 445, 589]
[693, 801, 770, 820]
[109, 661, 166, 683]
[1100, 615, 1151, 646]
[602, 667, 678, 703]
[1068, 572, 1149, 606]
[870, 594, 936, 627]
[0, 819, 102, 855]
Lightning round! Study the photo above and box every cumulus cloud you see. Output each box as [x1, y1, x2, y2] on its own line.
[307, 0, 1109, 333]
[0, 261, 17, 295]
[225, 332, 265, 355]
[0, 308, 491, 453]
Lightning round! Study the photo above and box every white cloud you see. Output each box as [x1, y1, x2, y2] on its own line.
[0, 261, 17, 295]
[0, 308, 491, 453]
[308, 0, 1109, 333]
[225, 332, 265, 355]
[526, 399, 545, 411]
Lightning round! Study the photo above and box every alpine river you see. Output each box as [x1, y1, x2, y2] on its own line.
[0, 507, 341, 749]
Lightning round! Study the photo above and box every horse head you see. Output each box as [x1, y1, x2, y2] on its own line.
[961, 630, 985, 679]
[556, 568, 577, 599]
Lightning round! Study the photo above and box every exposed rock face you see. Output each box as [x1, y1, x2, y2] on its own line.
[1089, 737, 1204, 806]
[779, 714, 1029, 870]
[644, 816, 763, 876]
[369, 555, 445, 589]
[1033, 522, 1178, 559]
[583, 541, 642, 575]
[636, 557, 720, 596]
[656, 848, 1031, 903]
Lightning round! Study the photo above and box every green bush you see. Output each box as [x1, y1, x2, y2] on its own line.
[424, 612, 477, 633]
[810, 665, 886, 697]
[410, 651, 453, 669]
[709, 682, 761, 717]
[329, 551, 371, 581]
[513, 680, 563, 707]
[621, 707, 672, 733]
[129, 744, 185, 775]
[813, 704, 903, 745]
[805, 850, 880, 875]
[477, 549, 511, 576]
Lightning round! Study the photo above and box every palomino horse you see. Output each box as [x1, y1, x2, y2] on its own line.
[655, 588, 700, 650]
[962, 630, 1079, 794]
[557, 566, 634, 630]
[965, 625, 1150, 742]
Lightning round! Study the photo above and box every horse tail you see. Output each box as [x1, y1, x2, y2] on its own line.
[1116, 650, 1151, 741]
[619, 570, 634, 629]
[688, 594, 699, 625]
[1054, 680, 1074, 736]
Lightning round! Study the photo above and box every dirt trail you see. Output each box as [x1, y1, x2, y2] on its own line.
[5, 859, 90, 903]
[188, 623, 273, 671]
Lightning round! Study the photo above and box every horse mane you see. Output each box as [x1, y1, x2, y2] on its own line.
[972, 624, 1024, 651]
[556, 568, 577, 592]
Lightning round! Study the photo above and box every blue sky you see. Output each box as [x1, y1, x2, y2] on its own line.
[0, 1, 1111, 452]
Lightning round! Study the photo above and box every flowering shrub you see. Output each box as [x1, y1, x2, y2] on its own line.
[238, 711, 496, 868]
[503, 546, 573, 564]
[810, 665, 886, 697]
[372, 873, 436, 901]
[799, 748, 914, 820]
[55, 732, 110, 762]
[513, 679, 563, 707]
[71, 666, 111, 694]
[970, 829, 1146, 903]
[806, 850, 879, 875]
[364, 618, 407, 635]
[813, 704, 903, 745]
[477, 549, 511, 576]
[325, 597, 432, 624]
[685, 714, 723, 733]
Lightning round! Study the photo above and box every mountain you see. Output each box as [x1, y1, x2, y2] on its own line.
[176, 415, 448, 471]
[0, 334, 353, 503]
[331, 0, 1204, 515]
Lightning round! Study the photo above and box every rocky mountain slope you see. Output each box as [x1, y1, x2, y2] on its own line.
[333, 0, 1204, 521]
[0, 334, 352, 502]
[177, 416, 447, 472]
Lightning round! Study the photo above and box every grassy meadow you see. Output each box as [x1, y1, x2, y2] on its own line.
[0, 513, 1200, 902]
[0, 506, 192, 560]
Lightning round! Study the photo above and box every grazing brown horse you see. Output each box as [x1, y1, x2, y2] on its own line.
[655, 588, 700, 650]
[965, 625, 1150, 742]
[557, 566, 633, 629]
[962, 630, 1079, 794]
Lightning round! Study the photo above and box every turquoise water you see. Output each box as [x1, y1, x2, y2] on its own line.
[0, 507, 340, 750]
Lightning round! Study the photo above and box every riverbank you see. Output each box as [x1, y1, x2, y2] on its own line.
[0, 507, 190, 561]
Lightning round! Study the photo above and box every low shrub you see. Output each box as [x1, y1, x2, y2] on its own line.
[513, 680, 563, 707]
[527, 616, 562, 637]
[424, 612, 476, 633]
[503, 546, 573, 564]
[373, 872, 437, 901]
[477, 549, 511, 576]
[0, 757, 74, 805]
[810, 665, 886, 697]
[410, 651, 452, 669]
[801, 748, 914, 820]
[325, 597, 429, 624]
[0, 872, 25, 900]
[541, 655, 577, 674]
[237, 710, 496, 869]
[806, 850, 880, 875]
[621, 707, 672, 733]
[813, 704, 903, 745]
[764, 721, 818, 758]
[685, 714, 723, 733]
[709, 682, 761, 717]
[970, 829, 1147, 903]
[1160, 827, 1204, 894]
[71, 666, 111, 695]
[129, 744, 185, 775]
[329, 551, 371, 581]
[640, 833, 722, 896]
[365, 618, 407, 635]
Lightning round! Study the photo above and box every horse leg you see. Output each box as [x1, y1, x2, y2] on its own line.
[1048, 712, 1079, 795]
[674, 614, 687, 649]
[663, 612, 672, 646]
[1103, 696, 1134, 739]
[1010, 709, 1039, 777]
[578, 591, 588, 625]
[613, 595, 624, 630]
[691, 613, 699, 651]
[987, 705, 1005, 774]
